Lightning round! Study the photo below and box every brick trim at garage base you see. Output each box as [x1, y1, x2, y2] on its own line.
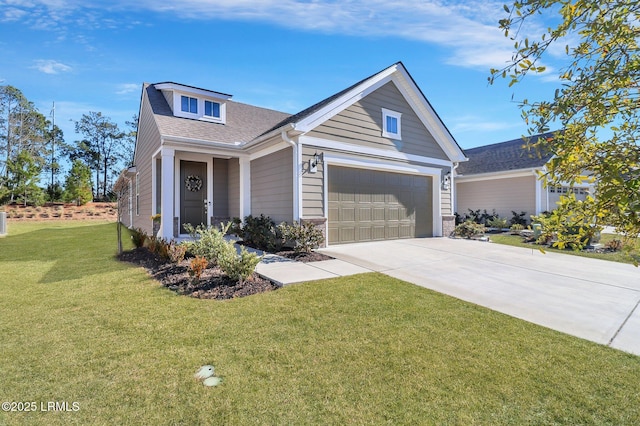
[442, 215, 456, 238]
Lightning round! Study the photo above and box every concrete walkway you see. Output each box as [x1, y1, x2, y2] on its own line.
[256, 237, 640, 356]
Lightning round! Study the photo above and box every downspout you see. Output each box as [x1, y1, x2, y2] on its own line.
[451, 162, 459, 215]
[281, 125, 300, 222]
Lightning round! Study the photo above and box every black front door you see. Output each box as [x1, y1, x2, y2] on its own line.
[180, 160, 207, 234]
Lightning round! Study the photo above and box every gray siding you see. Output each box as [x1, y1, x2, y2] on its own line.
[131, 87, 163, 235]
[212, 158, 229, 217]
[162, 90, 173, 113]
[441, 185, 452, 216]
[301, 146, 324, 218]
[228, 158, 240, 218]
[308, 81, 448, 160]
[456, 176, 536, 220]
[251, 148, 293, 223]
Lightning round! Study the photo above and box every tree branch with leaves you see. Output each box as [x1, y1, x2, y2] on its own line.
[490, 0, 640, 260]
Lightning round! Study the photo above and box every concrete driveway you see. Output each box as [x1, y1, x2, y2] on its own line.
[320, 238, 640, 356]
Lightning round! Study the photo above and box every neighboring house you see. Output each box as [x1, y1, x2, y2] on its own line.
[455, 132, 593, 222]
[122, 62, 467, 246]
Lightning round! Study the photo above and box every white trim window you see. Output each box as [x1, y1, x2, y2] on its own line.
[181, 96, 198, 114]
[382, 108, 402, 139]
[205, 100, 220, 118]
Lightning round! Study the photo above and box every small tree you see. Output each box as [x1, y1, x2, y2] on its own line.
[6, 150, 42, 206]
[64, 159, 92, 206]
[113, 171, 132, 255]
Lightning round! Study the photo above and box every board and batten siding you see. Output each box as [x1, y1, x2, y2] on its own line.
[132, 86, 163, 235]
[212, 158, 229, 218]
[250, 147, 293, 223]
[456, 176, 537, 220]
[301, 146, 325, 218]
[307, 82, 449, 161]
[227, 158, 240, 218]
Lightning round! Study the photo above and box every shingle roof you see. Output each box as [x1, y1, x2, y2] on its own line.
[456, 132, 557, 175]
[144, 83, 291, 144]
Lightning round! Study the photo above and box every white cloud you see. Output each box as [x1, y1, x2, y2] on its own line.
[31, 59, 72, 74]
[115, 83, 140, 95]
[6, 0, 561, 71]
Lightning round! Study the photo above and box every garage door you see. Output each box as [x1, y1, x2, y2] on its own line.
[328, 166, 432, 245]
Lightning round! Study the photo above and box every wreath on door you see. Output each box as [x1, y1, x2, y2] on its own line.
[185, 175, 203, 192]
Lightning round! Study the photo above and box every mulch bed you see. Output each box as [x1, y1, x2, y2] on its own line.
[118, 247, 281, 300]
[274, 250, 333, 263]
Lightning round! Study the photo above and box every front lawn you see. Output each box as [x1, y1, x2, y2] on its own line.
[1, 222, 639, 425]
[490, 232, 640, 265]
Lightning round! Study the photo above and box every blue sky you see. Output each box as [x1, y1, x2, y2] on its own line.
[0, 0, 562, 158]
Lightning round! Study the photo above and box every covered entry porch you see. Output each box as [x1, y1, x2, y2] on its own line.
[153, 147, 250, 239]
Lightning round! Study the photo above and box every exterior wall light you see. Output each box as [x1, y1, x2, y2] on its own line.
[309, 152, 323, 174]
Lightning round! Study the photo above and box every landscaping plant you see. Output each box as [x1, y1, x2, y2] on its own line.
[453, 220, 486, 239]
[130, 227, 147, 248]
[241, 214, 282, 252]
[277, 221, 324, 254]
[217, 243, 261, 285]
[188, 255, 208, 282]
[183, 222, 230, 265]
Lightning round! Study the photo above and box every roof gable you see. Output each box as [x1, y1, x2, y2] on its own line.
[257, 62, 466, 162]
[456, 132, 557, 175]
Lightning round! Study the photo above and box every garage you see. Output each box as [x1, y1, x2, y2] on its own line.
[327, 165, 432, 245]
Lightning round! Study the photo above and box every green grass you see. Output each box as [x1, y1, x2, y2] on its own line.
[490, 232, 640, 265]
[1, 221, 640, 425]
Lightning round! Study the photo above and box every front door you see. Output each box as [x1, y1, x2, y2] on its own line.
[180, 160, 207, 234]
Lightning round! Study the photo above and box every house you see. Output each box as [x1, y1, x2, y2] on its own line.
[454, 132, 593, 222]
[122, 62, 467, 246]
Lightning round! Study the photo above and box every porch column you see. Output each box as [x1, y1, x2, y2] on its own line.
[239, 157, 251, 218]
[161, 147, 175, 239]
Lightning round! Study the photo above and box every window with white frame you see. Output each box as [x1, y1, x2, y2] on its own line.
[382, 108, 402, 139]
[181, 95, 198, 114]
[204, 100, 220, 118]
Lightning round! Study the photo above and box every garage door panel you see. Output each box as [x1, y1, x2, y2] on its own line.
[387, 207, 399, 221]
[372, 226, 385, 240]
[359, 208, 371, 221]
[328, 165, 433, 245]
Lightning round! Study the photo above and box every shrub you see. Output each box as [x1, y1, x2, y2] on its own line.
[277, 221, 324, 253]
[147, 236, 170, 259]
[510, 211, 528, 226]
[453, 220, 486, 239]
[167, 240, 187, 263]
[130, 228, 147, 248]
[605, 239, 624, 252]
[217, 243, 261, 285]
[183, 223, 230, 265]
[188, 256, 208, 282]
[465, 209, 498, 225]
[510, 223, 525, 234]
[531, 207, 600, 250]
[487, 217, 508, 229]
[228, 217, 243, 237]
[242, 214, 282, 252]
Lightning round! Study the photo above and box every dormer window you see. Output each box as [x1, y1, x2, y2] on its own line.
[154, 83, 231, 124]
[181, 96, 198, 114]
[205, 100, 220, 119]
[382, 108, 402, 140]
